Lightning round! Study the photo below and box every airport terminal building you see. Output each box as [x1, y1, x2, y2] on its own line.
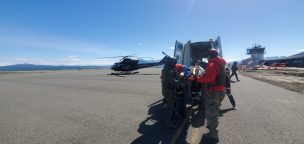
[240, 44, 304, 68]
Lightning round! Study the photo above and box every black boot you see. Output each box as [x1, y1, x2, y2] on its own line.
[228, 95, 236, 108]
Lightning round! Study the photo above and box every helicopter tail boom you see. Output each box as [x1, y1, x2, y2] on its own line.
[137, 62, 162, 69]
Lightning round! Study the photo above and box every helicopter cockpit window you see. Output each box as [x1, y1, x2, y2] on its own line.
[114, 63, 121, 67]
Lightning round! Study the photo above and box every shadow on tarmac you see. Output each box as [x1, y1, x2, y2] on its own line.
[108, 72, 159, 77]
[219, 108, 236, 117]
[175, 105, 206, 144]
[199, 135, 220, 144]
[178, 104, 236, 143]
[131, 99, 176, 144]
[135, 73, 160, 75]
[132, 99, 235, 144]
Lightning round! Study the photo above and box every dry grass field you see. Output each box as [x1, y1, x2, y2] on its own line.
[240, 68, 304, 95]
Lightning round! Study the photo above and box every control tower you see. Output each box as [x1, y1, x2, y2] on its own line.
[246, 44, 266, 66]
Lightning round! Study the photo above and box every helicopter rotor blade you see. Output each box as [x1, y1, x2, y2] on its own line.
[162, 51, 168, 56]
[104, 56, 127, 58]
[92, 57, 121, 59]
[94, 55, 137, 59]
[123, 54, 138, 58]
[91, 54, 139, 61]
[138, 57, 158, 60]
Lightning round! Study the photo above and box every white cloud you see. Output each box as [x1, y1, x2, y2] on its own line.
[170, 46, 174, 50]
[0, 56, 115, 66]
[295, 49, 304, 52]
[57, 56, 81, 62]
[0, 29, 127, 66]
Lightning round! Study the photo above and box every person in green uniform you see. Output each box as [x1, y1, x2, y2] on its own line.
[161, 57, 179, 128]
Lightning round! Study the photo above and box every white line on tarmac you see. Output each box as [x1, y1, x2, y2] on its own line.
[170, 107, 194, 144]
[189, 127, 201, 144]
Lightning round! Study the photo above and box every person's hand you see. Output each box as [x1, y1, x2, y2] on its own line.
[187, 76, 195, 81]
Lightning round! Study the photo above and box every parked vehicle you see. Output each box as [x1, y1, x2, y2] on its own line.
[173, 36, 223, 67]
[173, 36, 223, 105]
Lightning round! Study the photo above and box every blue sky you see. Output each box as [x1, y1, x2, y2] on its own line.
[0, 0, 303, 66]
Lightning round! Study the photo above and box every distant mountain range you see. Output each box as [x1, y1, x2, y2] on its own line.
[0, 58, 162, 71]
[0, 64, 110, 71]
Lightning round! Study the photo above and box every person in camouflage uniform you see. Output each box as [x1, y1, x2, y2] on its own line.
[222, 67, 236, 108]
[230, 62, 240, 82]
[161, 57, 179, 128]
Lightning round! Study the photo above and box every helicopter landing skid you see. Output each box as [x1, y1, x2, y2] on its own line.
[110, 71, 139, 75]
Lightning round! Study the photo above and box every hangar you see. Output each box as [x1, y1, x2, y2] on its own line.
[265, 52, 304, 68]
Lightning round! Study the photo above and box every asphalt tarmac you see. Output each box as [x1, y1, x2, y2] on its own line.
[0, 68, 303, 144]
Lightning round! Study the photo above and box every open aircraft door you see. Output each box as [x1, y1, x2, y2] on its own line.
[183, 43, 192, 67]
[214, 36, 223, 57]
[174, 40, 184, 64]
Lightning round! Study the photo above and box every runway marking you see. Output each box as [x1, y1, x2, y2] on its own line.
[170, 116, 189, 144]
[189, 127, 201, 144]
[170, 105, 206, 144]
[170, 107, 194, 144]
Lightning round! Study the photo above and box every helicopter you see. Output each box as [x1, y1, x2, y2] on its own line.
[97, 53, 169, 75]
